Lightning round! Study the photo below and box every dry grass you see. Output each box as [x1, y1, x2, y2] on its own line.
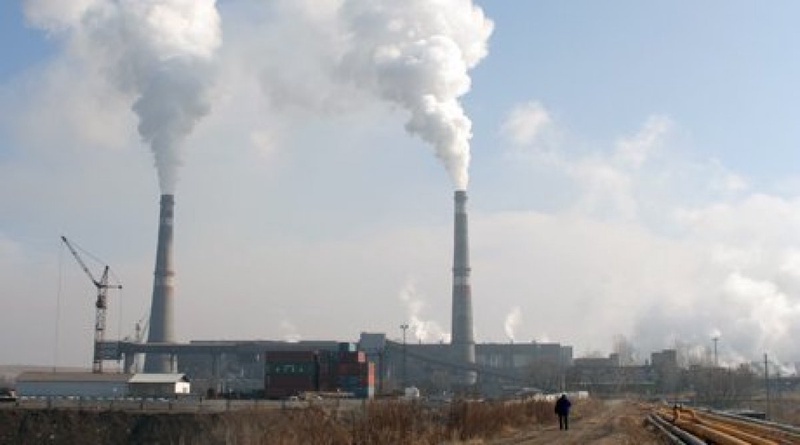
[0, 399, 601, 445]
[225, 398, 579, 444]
[350, 398, 598, 445]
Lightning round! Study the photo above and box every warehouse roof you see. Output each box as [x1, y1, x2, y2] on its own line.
[17, 372, 131, 383]
[129, 373, 189, 384]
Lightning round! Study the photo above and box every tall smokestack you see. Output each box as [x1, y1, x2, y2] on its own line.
[451, 190, 476, 385]
[144, 194, 176, 373]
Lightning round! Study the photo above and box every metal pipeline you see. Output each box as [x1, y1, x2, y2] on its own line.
[647, 413, 705, 445]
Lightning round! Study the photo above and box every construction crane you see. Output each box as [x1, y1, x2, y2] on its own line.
[60, 236, 122, 373]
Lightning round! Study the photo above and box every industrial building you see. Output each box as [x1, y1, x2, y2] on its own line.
[128, 373, 190, 398]
[68, 189, 579, 399]
[16, 372, 131, 398]
[14, 372, 190, 399]
[100, 333, 572, 399]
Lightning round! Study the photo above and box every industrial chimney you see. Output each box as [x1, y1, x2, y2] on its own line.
[144, 194, 176, 373]
[451, 190, 476, 385]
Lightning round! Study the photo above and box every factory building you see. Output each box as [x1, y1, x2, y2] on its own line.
[16, 372, 131, 398]
[14, 372, 191, 399]
[264, 346, 375, 399]
[128, 373, 190, 398]
[565, 350, 681, 395]
[172, 340, 343, 397]
[477, 342, 573, 370]
[378, 337, 574, 396]
[108, 333, 573, 399]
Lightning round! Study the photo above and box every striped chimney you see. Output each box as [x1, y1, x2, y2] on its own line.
[144, 194, 176, 373]
[451, 190, 476, 385]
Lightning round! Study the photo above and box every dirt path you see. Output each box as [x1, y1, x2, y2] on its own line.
[486, 399, 660, 445]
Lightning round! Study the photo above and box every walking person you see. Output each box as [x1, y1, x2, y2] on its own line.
[554, 393, 572, 430]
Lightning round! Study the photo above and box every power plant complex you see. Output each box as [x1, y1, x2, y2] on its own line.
[2, 0, 583, 403]
[35, 189, 576, 400]
[31, 179, 768, 404]
[18, 188, 703, 402]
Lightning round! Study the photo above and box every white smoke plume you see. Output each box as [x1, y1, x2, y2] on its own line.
[24, 0, 222, 194]
[398, 278, 449, 343]
[247, 0, 493, 190]
[504, 306, 522, 342]
[337, 0, 493, 189]
[279, 319, 302, 343]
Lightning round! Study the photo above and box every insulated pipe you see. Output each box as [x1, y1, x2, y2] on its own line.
[647, 414, 704, 445]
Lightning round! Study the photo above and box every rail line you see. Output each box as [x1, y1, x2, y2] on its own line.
[649, 405, 800, 444]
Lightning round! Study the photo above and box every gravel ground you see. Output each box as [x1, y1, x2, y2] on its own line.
[485, 399, 666, 445]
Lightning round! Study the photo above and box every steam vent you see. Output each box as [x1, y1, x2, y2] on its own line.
[144, 194, 177, 373]
[451, 190, 477, 385]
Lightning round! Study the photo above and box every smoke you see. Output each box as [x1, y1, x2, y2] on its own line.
[247, 0, 492, 190]
[24, 0, 222, 194]
[279, 319, 302, 343]
[336, 0, 492, 190]
[504, 306, 522, 342]
[398, 278, 449, 343]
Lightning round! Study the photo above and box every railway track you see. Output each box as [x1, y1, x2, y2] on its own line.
[649, 405, 800, 444]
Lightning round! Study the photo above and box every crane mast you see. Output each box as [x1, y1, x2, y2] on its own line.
[60, 236, 122, 373]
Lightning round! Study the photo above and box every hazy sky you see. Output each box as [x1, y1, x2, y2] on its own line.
[2, 0, 800, 370]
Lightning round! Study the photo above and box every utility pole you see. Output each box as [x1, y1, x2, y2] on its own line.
[713, 336, 719, 367]
[764, 353, 770, 420]
[400, 323, 409, 388]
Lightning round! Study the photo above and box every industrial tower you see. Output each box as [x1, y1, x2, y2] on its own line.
[144, 194, 177, 373]
[451, 190, 477, 386]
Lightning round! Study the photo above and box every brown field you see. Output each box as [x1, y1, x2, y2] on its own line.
[0, 398, 669, 444]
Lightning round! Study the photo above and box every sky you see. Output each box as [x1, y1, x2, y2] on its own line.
[2, 0, 800, 371]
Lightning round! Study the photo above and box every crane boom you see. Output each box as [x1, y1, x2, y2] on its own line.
[61, 236, 100, 286]
[60, 236, 122, 374]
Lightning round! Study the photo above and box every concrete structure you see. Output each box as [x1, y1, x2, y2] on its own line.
[573, 355, 621, 368]
[132, 340, 342, 395]
[451, 190, 476, 386]
[15, 372, 130, 398]
[357, 333, 573, 395]
[566, 362, 657, 395]
[359, 333, 387, 393]
[105, 335, 575, 397]
[651, 349, 678, 369]
[128, 373, 190, 398]
[476, 342, 573, 369]
[144, 194, 177, 373]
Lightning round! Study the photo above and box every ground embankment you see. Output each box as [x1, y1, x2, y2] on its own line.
[0, 408, 323, 445]
[0, 398, 642, 445]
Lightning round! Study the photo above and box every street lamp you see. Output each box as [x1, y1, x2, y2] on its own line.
[712, 336, 719, 368]
[400, 323, 409, 388]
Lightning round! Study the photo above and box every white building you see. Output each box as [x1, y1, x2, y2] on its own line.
[128, 373, 190, 398]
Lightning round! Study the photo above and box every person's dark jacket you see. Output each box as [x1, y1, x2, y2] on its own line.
[554, 395, 571, 415]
